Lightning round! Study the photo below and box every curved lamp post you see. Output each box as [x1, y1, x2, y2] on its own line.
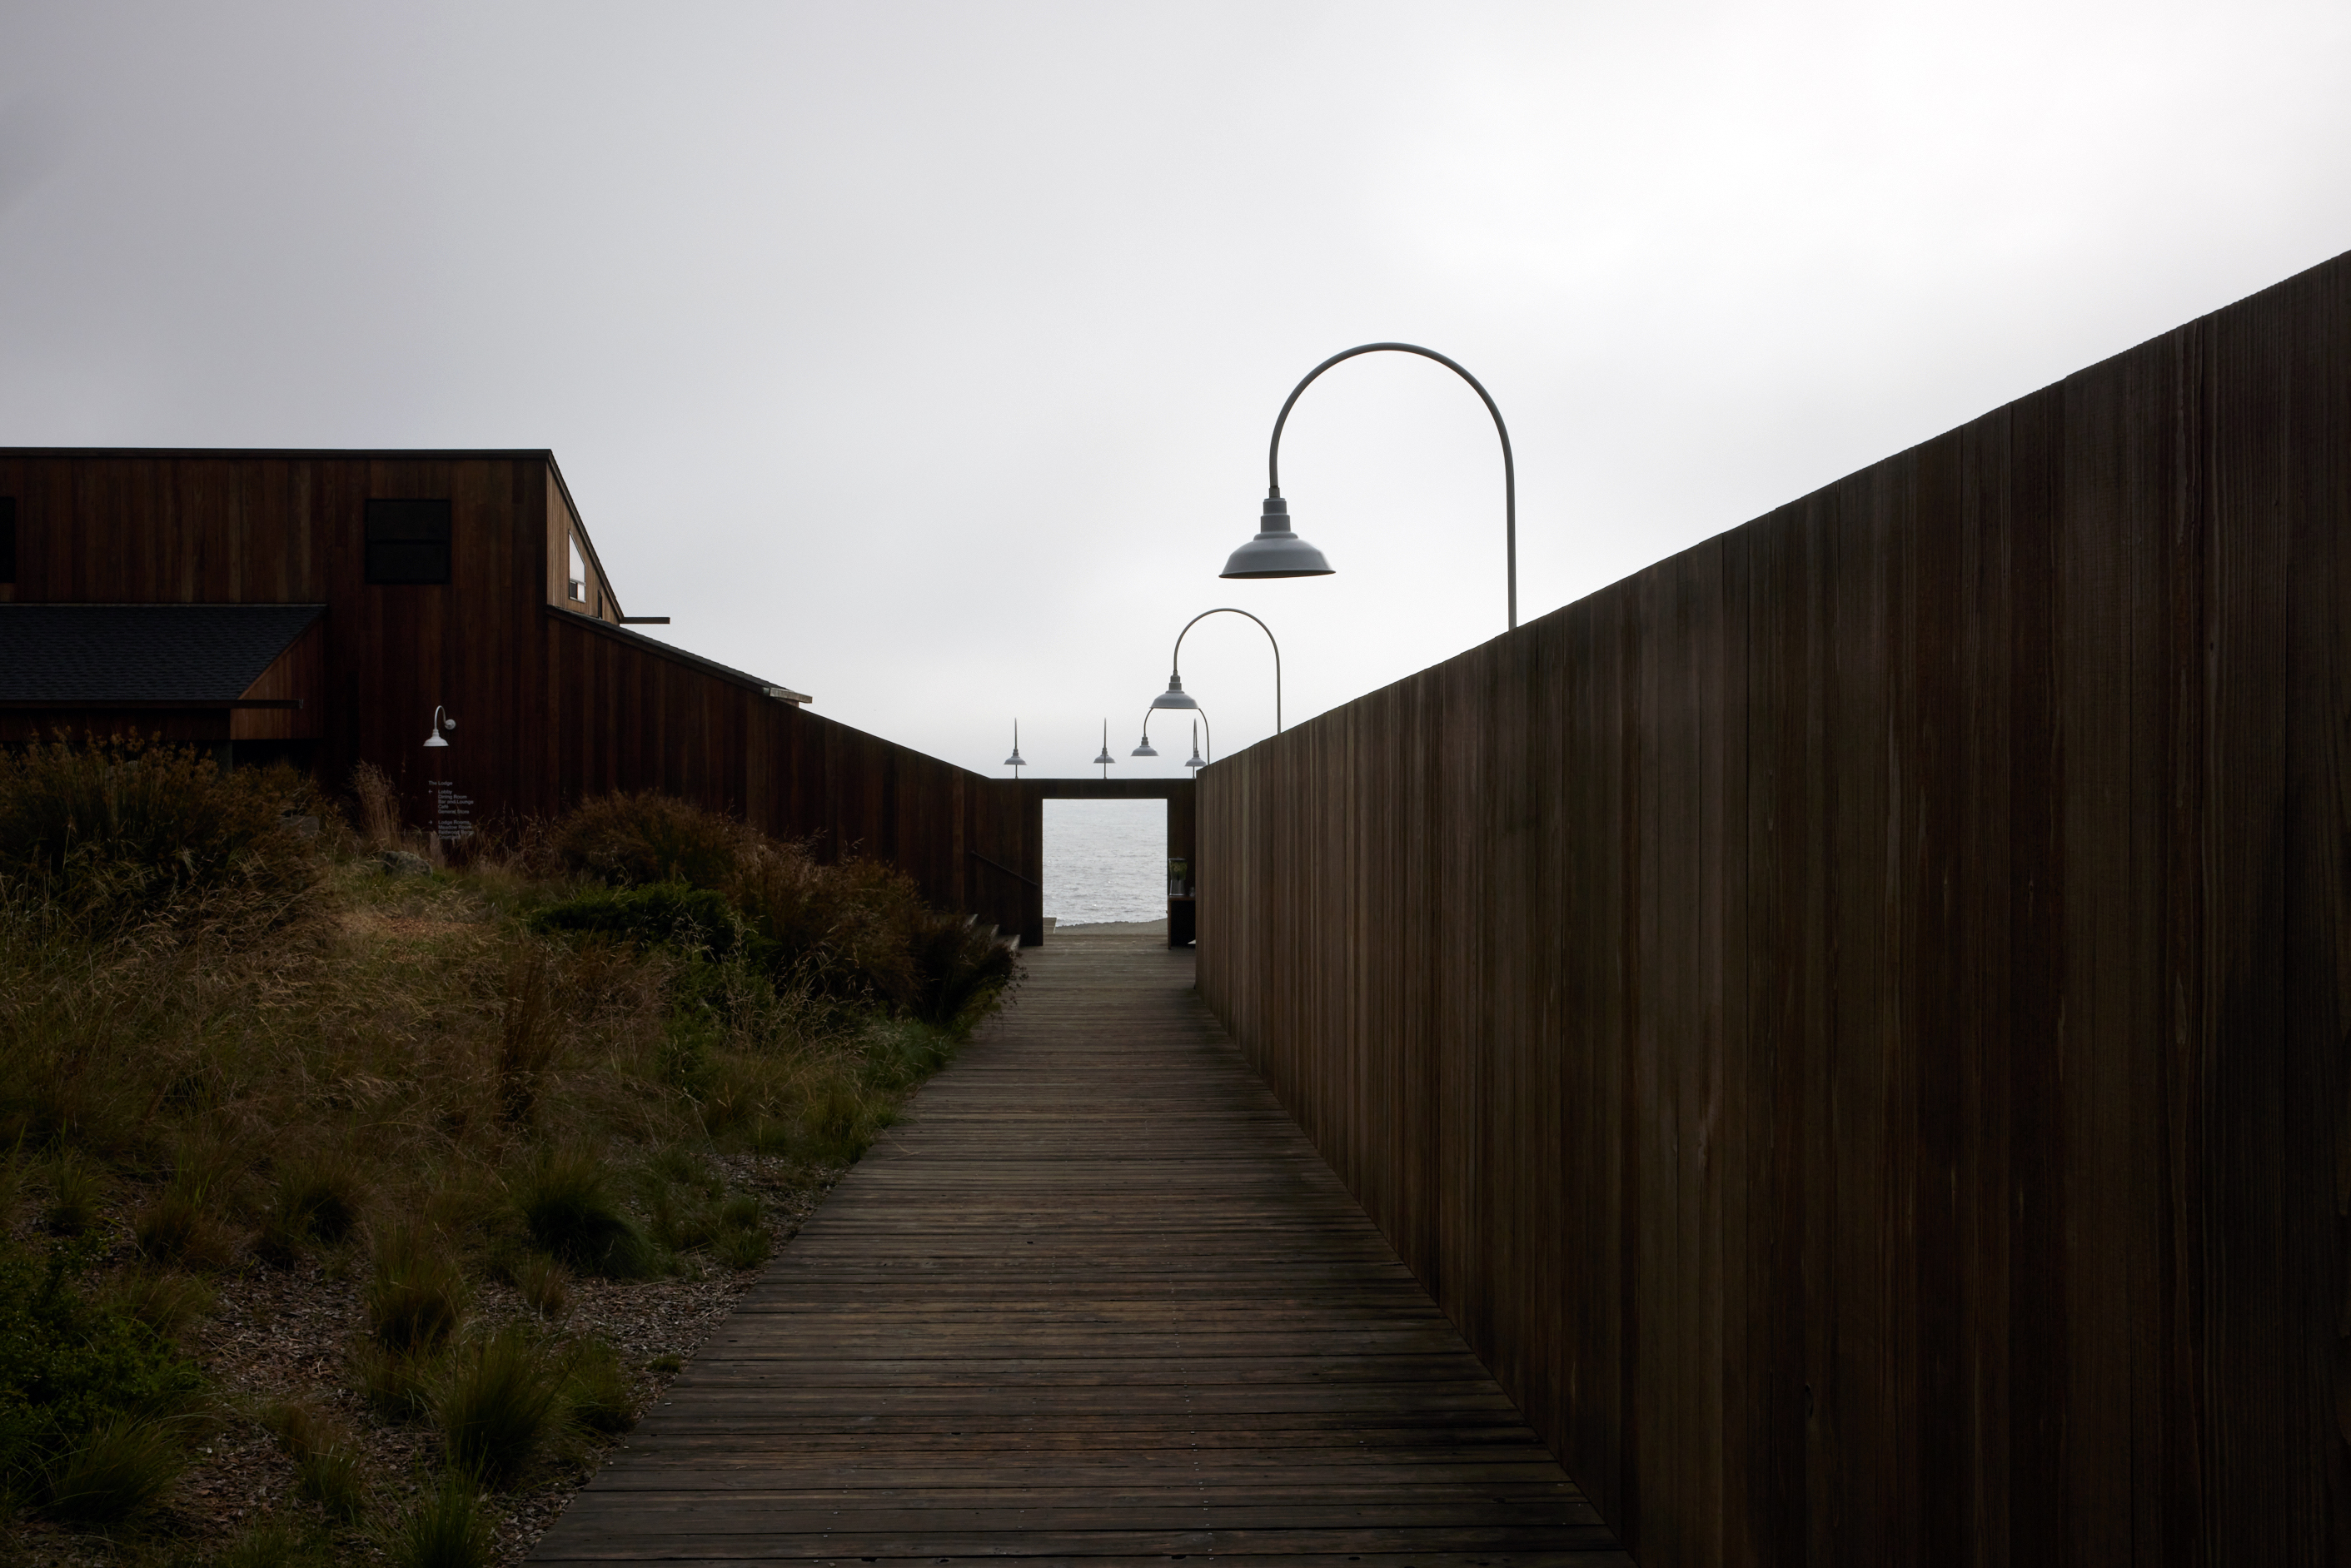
[1003, 719, 1027, 779]
[1092, 721, 1116, 779]
[1222, 341, 1520, 630]
[1147, 607, 1280, 735]
[1133, 705, 1211, 764]
[1185, 721, 1207, 772]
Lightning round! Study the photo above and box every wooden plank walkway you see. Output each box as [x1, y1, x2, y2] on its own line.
[531, 933, 1629, 1566]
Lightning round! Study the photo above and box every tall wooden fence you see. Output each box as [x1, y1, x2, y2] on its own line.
[1198, 246, 2351, 1565]
[538, 608, 1031, 938]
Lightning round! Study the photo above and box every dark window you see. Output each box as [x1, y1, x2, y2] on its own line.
[365, 499, 451, 584]
[0, 497, 15, 583]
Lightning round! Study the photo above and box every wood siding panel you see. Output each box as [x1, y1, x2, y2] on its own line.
[1195, 246, 2351, 1564]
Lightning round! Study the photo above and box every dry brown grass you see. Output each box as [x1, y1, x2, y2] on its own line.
[0, 749, 1018, 1564]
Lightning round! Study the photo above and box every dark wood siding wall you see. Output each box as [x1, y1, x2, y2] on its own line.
[0, 449, 1023, 934]
[541, 609, 1024, 932]
[1197, 246, 2351, 1565]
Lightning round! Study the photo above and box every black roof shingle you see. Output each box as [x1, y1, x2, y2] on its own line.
[0, 605, 326, 704]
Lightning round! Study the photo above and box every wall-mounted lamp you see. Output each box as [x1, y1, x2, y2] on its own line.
[423, 706, 456, 749]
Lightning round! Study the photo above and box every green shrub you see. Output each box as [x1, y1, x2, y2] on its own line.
[527, 883, 744, 958]
[366, 1227, 466, 1353]
[42, 1412, 187, 1522]
[554, 792, 749, 890]
[0, 1239, 205, 1509]
[514, 1150, 651, 1278]
[435, 1325, 562, 1488]
[0, 734, 323, 938]
[380, 1469, 490, 1568]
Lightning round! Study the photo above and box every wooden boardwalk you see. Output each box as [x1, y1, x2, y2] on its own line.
[531, 933, 1628, 1566]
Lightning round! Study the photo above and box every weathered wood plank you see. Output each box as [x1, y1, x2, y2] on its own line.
[527, 936, 1623, 1564]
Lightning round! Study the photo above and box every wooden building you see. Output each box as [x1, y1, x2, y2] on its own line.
[0, 449, 1027, 932]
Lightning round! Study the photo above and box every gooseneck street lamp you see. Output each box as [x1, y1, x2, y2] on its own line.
[1222, 341, 1520, 630]
[1003, 719, 1027, 779]
[1093, 721, 1116, 779]
[1133, 706, 1210, 764]
[1148, 607, 1281, 734]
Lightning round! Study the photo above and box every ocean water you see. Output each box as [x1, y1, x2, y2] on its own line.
[1042, 799, 1168, 924]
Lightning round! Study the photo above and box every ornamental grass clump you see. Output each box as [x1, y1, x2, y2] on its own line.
[514, 1148, 651, 1278]
[366, 1227, 466, 1353]
[434, 1324, 565, 1488]
[380, 1469, 491, 1568]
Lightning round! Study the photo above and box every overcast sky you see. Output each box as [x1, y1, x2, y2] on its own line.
[4, 2, 2349, 777]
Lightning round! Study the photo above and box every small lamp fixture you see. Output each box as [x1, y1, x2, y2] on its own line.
[1185, 721, 1207, 772]
[1003, 720, 1027, 778]
[423, 706, 455, 749]
[1131, 729, 1158, 758]
[1093, 720, 1116, 779]
[1150, 674, 1201, 711]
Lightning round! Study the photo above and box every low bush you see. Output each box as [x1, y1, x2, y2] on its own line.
[0, 1238, 206, 1514]
[435, 1325, 563, 1488]
[0, 733, 324, 940]
[366, 1227, 466, 1353]
[527, 884, 744, 958]
[554, 791, 750, 891]
[903, 908, 1019, 1032]
[514, 1149, 651, 1278]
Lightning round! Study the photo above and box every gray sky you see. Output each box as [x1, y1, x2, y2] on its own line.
[5, 2, 2349, 777]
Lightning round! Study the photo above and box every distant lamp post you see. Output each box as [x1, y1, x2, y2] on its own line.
[1003, 720, 1027, 778]
[1223, 341, 1520, 630]
[422, 706, 455, 749]
[1185, 721, 1207, 772]
[1150, 609, 1281, 734]
[1136, 706, 1210, 762]
[1092, 721, 1116, 779]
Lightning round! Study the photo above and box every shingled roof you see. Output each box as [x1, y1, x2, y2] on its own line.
[0, 605, 325, 704]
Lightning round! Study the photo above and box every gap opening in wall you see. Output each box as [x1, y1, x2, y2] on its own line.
[1043, 799, 1167, 931]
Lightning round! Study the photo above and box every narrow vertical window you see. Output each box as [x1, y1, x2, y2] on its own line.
[567, 536, 586, 602]
[0, 497, 16, 583]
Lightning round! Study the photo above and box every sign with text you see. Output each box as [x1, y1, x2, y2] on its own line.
[429, 777, 475, 843]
